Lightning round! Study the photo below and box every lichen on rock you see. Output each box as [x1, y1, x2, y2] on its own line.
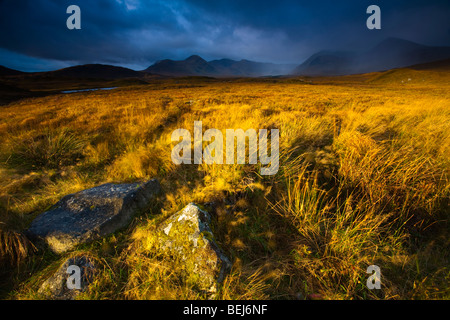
[157, 203, 231, 294]
[38, 254, 98, 300]
[26, 179, 160, 253]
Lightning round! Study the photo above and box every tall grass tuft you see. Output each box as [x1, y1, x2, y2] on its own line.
[271, 166, 400, 298]
[334, 131, 449, 227]
[0, 228, 36, 266]
[8, 128, 86, 170]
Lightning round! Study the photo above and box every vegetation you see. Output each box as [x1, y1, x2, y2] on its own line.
[0, 69, 449, 299]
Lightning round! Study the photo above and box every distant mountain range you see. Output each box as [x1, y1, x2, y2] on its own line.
[1, 38, 450, 79]
[144, 55, 295, 77]
[292, 38, 450, 76]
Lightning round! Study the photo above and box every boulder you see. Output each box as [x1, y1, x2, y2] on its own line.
[27, 179, 160, 253]
[157, 203, 231, 293]
[38, 255, 97, 300]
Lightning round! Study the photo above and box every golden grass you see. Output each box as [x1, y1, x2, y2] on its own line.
[0, 72, 449, 299]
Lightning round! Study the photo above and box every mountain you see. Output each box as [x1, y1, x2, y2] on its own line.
[4, 37, 449, 80]
[145, 55, 218, 76]
[0, 65, 25, 76]
[359, 38, 450, 73]
[45, 64, 143, 79]
[145, 56, 295, 77]
[293, 38, 450, 76]
[292, 51, 356, 76]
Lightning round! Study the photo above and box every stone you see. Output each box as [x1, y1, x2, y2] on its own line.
[38, 255, 97, 300]
[157, 203, 231, 294]
[27, 179, 160, 253]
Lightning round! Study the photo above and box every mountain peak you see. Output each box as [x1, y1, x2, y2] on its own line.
[185, 55, 206, 63]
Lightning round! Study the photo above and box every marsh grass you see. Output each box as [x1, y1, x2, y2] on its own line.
[0, 229, 37, 266]
[6, 128, 86, 170]
[0, 73, 448, 299]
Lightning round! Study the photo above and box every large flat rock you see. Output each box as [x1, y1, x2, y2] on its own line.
[27, 179, 160, 253]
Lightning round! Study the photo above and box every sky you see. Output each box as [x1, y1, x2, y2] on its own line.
[0, 0, 449, 72]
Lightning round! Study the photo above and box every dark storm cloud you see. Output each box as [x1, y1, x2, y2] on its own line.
[0, 0, 449, 71]
[0, 0, 189, 65]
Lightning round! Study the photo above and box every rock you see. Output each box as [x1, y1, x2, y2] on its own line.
[27, 179, 160, 253]
[157, 203, 231, 294]
[38, 255, 97, 300]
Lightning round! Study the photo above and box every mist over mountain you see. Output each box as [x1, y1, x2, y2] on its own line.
[293, 38, 450, 76]
[291, 51, 355, 76]
[2, 38, 450, 79]
[144, 55, 217, 76]
[144, 56, 295, 77]
[144, 38, 450, 77]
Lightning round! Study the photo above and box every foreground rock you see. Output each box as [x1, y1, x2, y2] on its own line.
[39, 255, 98, 300]
[157, 203, 231, 294]
[27, 179, 160, 253]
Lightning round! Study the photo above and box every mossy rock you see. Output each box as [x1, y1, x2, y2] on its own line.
[157, 203, 231, 294]
[38, 254, 98, 300]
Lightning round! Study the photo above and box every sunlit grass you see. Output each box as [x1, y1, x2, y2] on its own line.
[0, 73, 449, 299]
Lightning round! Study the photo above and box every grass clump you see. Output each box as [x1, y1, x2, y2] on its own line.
[7, 128, 86, 170]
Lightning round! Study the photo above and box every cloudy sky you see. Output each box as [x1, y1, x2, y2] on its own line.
[0, 0, 449, 71]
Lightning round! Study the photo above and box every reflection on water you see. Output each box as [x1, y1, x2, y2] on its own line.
[61, 87, 118, 94]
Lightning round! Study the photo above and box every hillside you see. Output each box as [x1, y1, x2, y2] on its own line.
[0, 81, 33, 105]
[367, 58, 450, 86]
[408, 58, 450, 71]
[0, 66, 25, 77]
[44, 64, 144, 79]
